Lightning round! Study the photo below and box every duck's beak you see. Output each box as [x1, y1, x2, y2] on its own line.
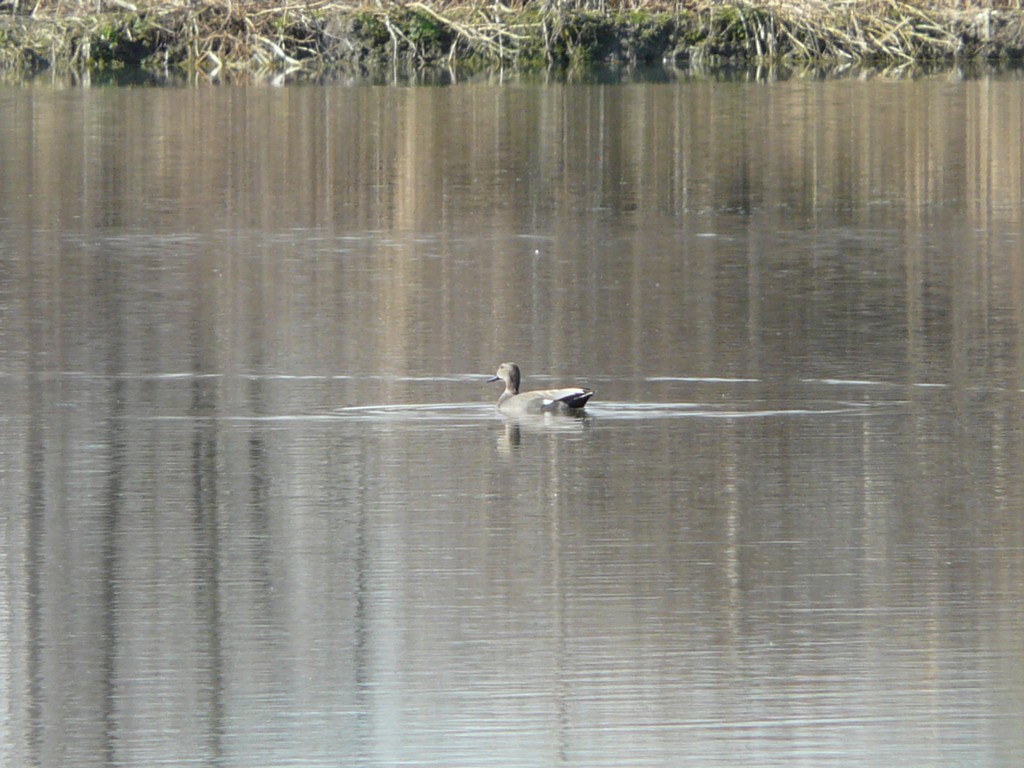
[487, 375, 500, 383]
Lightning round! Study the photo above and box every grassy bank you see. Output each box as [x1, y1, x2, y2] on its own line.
[2, 0, 1023, 80]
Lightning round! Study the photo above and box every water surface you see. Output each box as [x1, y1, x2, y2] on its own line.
[1, 74, 1023, 767]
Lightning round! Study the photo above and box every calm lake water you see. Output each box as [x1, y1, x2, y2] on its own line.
[2, 71, 1024, 767]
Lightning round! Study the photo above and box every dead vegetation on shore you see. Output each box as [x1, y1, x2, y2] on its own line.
[1, 0, 1023, 79]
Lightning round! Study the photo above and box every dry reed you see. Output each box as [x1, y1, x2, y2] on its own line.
[1, 0, 1022, 78]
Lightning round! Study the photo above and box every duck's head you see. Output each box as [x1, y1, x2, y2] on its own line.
[487, 362, 521, 394]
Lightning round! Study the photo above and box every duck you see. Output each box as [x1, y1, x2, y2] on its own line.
[487, 362, 593, 415]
